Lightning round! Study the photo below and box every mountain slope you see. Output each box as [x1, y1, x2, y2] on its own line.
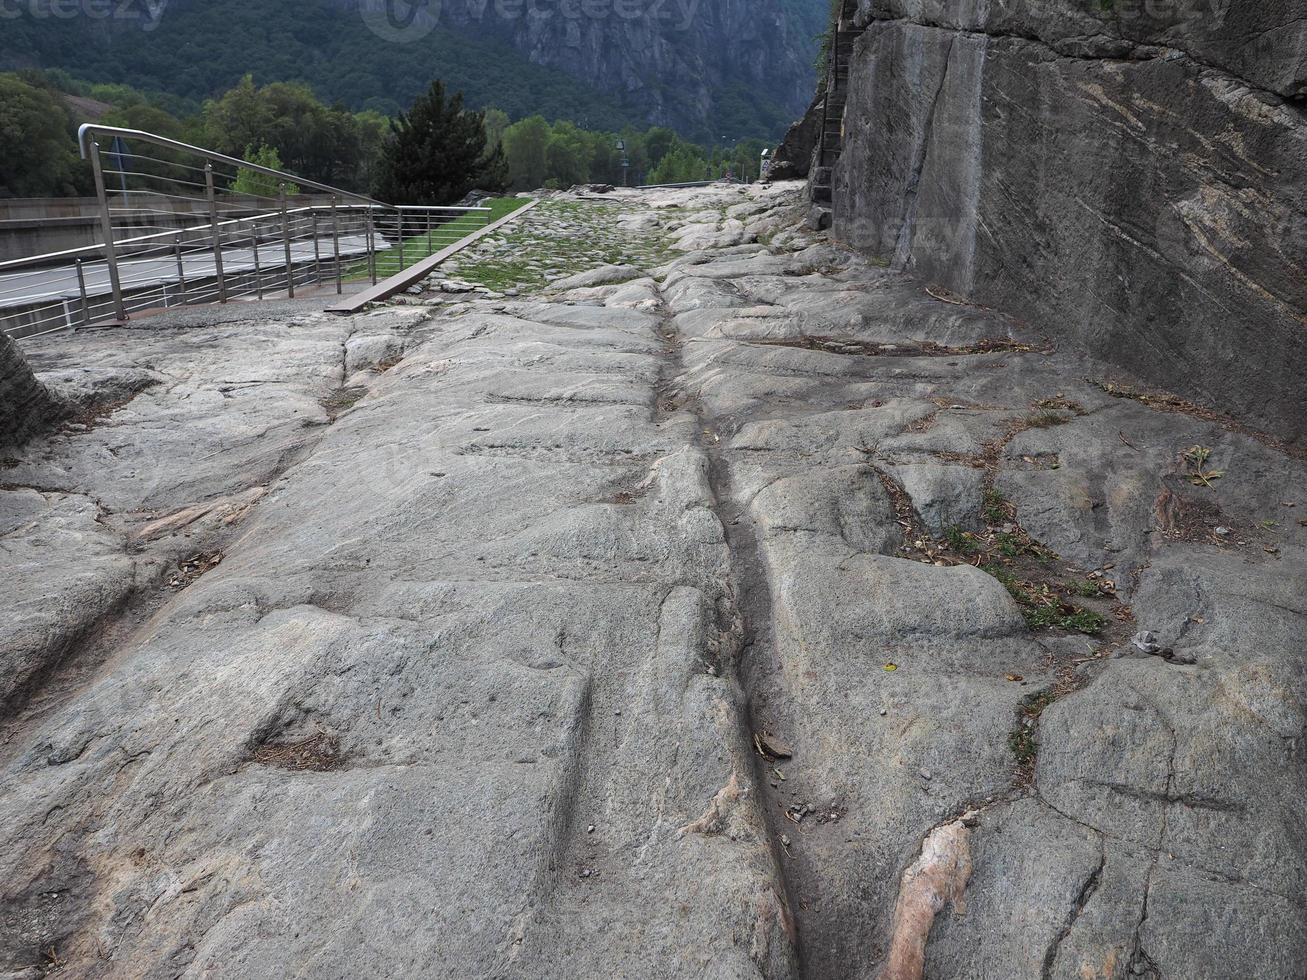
[0, 0, 825, 139]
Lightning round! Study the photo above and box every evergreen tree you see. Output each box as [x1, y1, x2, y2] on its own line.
[373, 81, 507, 205]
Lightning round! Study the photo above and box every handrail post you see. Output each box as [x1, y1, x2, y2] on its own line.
[205, 163, 228, 303]
[312, 210, 322, 286]
[366, 207, 377, 285]
[332, 197, 342, 295]
[88, 138, 127, 322]
[251, 222, 263, 299]
[74, 259, 92, 325]
[174, 234, 187, 304]
[279, 182, 295, 299]
[396, 211, 407, 272]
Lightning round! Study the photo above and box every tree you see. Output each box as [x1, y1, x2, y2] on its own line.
[643, 127, 678, 168]
[483, 108, 510, 151]
[353, 110, 392, 197]
[232, 145, 300, 199]
[648, 144, 708, 185]
[201, 76, 369, 190]
[502, 115, 550, 191]
[0, 74, 88, 198]
[544, 120, 590, 187]
[372, 81, 507, 205]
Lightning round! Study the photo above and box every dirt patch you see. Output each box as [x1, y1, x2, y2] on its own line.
[321, 385, 369, 420]
[607, 487, 649, 505]
[753, 336, 1047, 358]
[251, 730, 344, 772]
[167, 552, 222, 590]
[1089, 378, 1302, 460]
[1153, 482, 1279, 554]
[873, 469, 1132, 645]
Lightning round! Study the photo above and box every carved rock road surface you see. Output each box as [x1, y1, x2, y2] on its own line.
[1, 184, 1304, 979]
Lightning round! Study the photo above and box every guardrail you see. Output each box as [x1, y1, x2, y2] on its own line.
[0, 126, 492, 340]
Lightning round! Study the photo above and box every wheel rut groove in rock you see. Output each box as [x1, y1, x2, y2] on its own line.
[0, 184, 1304, 979]
[652, 273, 805, 969]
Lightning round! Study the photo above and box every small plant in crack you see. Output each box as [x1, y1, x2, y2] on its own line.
[1010, 688, 1058, 767]
[943, 525, 982, 554]
[1022, 600, 1107, 635]
[1182, 445, 1225, 488]
[1069, 578, 1104, 598]
[998, 579, 1106, 635]
[995, 532, 1024, 558]
[876, 458, 1129, 644]
[1009, 726, 1038, 766]
[982, 487, 1011, 524]
[995, 532, 1055, 563]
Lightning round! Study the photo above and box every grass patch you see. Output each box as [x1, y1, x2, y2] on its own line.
[1023, 603, 1107, 635]
[943, 525, 982, 554]
[346, 197, 532, 282]
[1009, 727, 1038, 765]
[1069, 578, 1102, 598]
[1009, 689, 1059, 766]
[986, 570, 1107, 635]
[983, 487, 1010, 524]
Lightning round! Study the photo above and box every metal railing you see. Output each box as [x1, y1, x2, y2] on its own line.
[0, 125, 493, 340]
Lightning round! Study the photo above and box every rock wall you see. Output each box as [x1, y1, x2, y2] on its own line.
[770, 91, 824, 180]
[0, 334, 63, 447]
[832, 0, 1307, 442]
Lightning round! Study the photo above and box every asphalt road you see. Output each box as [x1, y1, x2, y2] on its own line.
[0, 235, 374, 312]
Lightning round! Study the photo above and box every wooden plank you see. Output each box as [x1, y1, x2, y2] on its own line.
[324, 199, 539, 315]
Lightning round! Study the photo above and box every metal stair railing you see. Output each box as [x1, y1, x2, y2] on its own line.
[0, 125, 493, 341]
[816, 0, 862, 174]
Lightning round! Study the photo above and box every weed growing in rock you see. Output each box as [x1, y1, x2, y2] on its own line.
[1009, 689, 1059, 768]
[1009, 727, 1037, 765]
[1182, 445, 1225, 488]
[943, 525, 982, 554]
[982, 488, 1010, 524]
[1069, 578, 1102, 598]
[1022, 600, 1107, 635]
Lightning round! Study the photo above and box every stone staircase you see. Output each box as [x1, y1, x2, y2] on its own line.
[810, 1, 864, 223]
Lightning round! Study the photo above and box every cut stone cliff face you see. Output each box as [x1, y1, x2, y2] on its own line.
[830, 0, 1307, 442]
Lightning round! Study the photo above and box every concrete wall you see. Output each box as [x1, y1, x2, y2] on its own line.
[0, 195, 338, 263]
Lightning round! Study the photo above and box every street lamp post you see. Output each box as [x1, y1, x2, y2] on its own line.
[617, 139, 630, 187]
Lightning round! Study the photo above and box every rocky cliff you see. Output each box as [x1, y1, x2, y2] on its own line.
[432, 0, 826, 136]
[828, 0, 1307, 442]
[0, 332, 63, 447]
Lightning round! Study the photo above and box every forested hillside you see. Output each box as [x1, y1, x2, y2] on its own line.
[0, 0, 825, 141]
